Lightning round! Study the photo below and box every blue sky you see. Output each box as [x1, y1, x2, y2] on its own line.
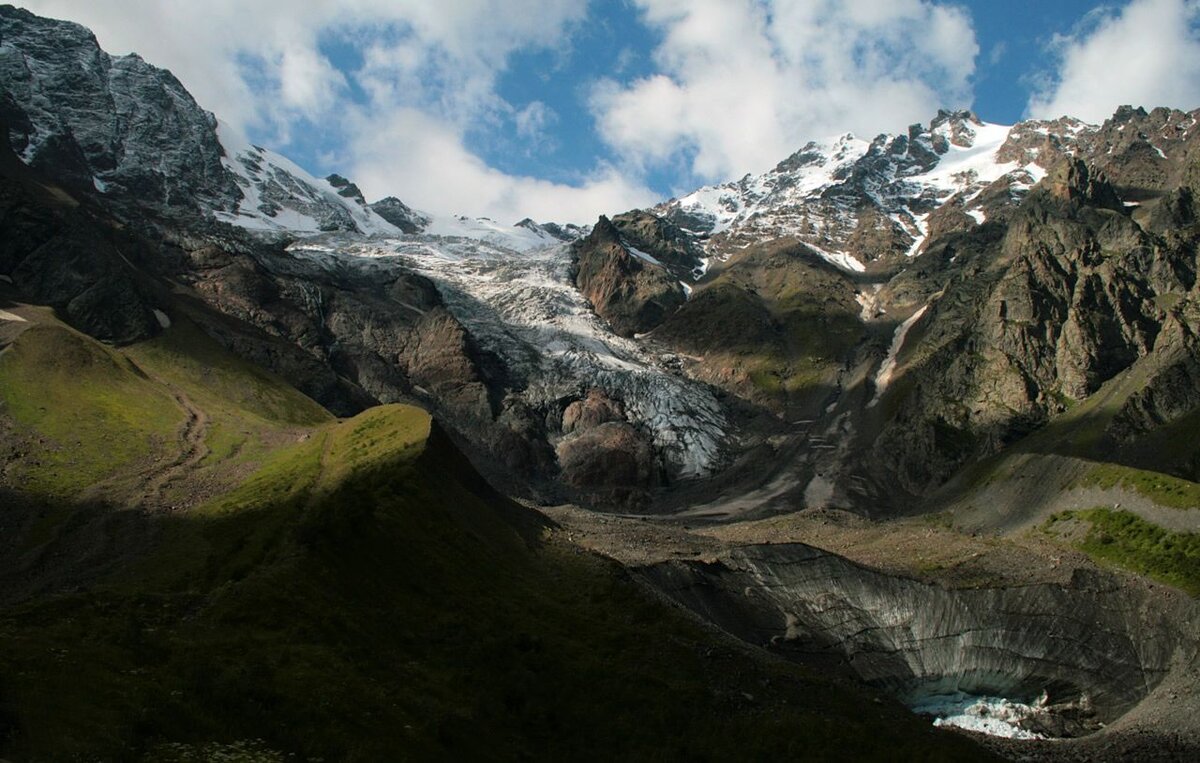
[20, 0, 1200, 223]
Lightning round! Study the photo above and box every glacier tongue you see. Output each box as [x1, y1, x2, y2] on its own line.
[290, 234, 727, 478]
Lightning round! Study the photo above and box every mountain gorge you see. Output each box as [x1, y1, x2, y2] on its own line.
[3, 5, 1200, 760]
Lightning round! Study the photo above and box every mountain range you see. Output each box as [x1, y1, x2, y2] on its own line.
[2, 5, 1200, 761]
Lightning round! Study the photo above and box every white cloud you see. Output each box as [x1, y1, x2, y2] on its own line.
[1028, 0, 1200, 122]
[348, 108, 658, 224]
[590, 0, 979, 187]
[514, 101, 556, 142]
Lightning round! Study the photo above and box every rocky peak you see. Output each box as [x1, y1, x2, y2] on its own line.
[995, 116, 1093, 169]
[514, 217, 585, 242]
[367, 196, 430, 234]
[325, 173, 367, 205]
[572, 215, 687, 337]
[930, 108, 984, 148]
[652, 109, 1056, 274]
[1044, 158, 1126, 211]
[0, 4, 241, 211]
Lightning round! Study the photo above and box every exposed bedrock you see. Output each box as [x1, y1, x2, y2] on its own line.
[642, 543, 1196, 736]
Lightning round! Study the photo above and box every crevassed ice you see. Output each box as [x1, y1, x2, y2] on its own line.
[290, 234, 727, 478]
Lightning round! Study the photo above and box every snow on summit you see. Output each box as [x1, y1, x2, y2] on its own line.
[654, 112, 1078, 273]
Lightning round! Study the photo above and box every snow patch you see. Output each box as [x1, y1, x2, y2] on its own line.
[153, 309, 171, 329]
[0, 309, 27, 323]
[804, 243, 865, 273]
[907, 122, 1017, 194]
[869, 304, 929, 406]
[625, 243, 663, 266]
[92, 176, 108, 193]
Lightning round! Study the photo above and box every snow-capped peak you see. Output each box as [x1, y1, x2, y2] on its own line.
[653, 111, 1093, 271]
[214, 121, 399, 236]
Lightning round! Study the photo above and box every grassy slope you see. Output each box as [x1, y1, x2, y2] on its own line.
[1044, 509, 1200, 595]
[0, 317, 182, 496]
[0, 311, 330, 506]
[659, 244, 863, 417]
[0, 323, 987, 761]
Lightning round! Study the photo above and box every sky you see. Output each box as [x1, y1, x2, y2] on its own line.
[17, 0, 1200, 224]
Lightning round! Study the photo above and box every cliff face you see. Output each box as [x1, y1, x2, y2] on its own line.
[848, 146, 1200, 502]
[642, 543, 1198, 737]
[0, 5, 240, 213]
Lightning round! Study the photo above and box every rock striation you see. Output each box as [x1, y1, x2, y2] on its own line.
[643, 543, 1198, 736]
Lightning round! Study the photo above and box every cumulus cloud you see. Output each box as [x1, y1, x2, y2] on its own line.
[1028, 0, 1200, 122]
[590, 0, 979, 187]
[347, 107, 658, 224]
[514, 101, 557, 143]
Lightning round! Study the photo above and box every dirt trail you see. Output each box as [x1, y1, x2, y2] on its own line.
[944, 453, 1200, 535]
[133, 391, 210, 510]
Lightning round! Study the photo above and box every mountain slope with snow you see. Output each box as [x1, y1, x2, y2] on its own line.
[656, 110, 1070, 273]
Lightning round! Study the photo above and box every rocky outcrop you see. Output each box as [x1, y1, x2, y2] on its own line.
[653, 239, 863, 419]
[369, 196, 430, 234]
[550, 388, 660, 507]
[0, 119, 164, 344]
[561, 388, 625, 434]
[572, 216, 686, 337]
[0, 5, 240, 213]
[848, 153, 1193, 500]
[325, 173, 366, 205]
[609, 210, 706, 282]
[181, 240, 504, 424]
[642, 543, 1198, 736]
